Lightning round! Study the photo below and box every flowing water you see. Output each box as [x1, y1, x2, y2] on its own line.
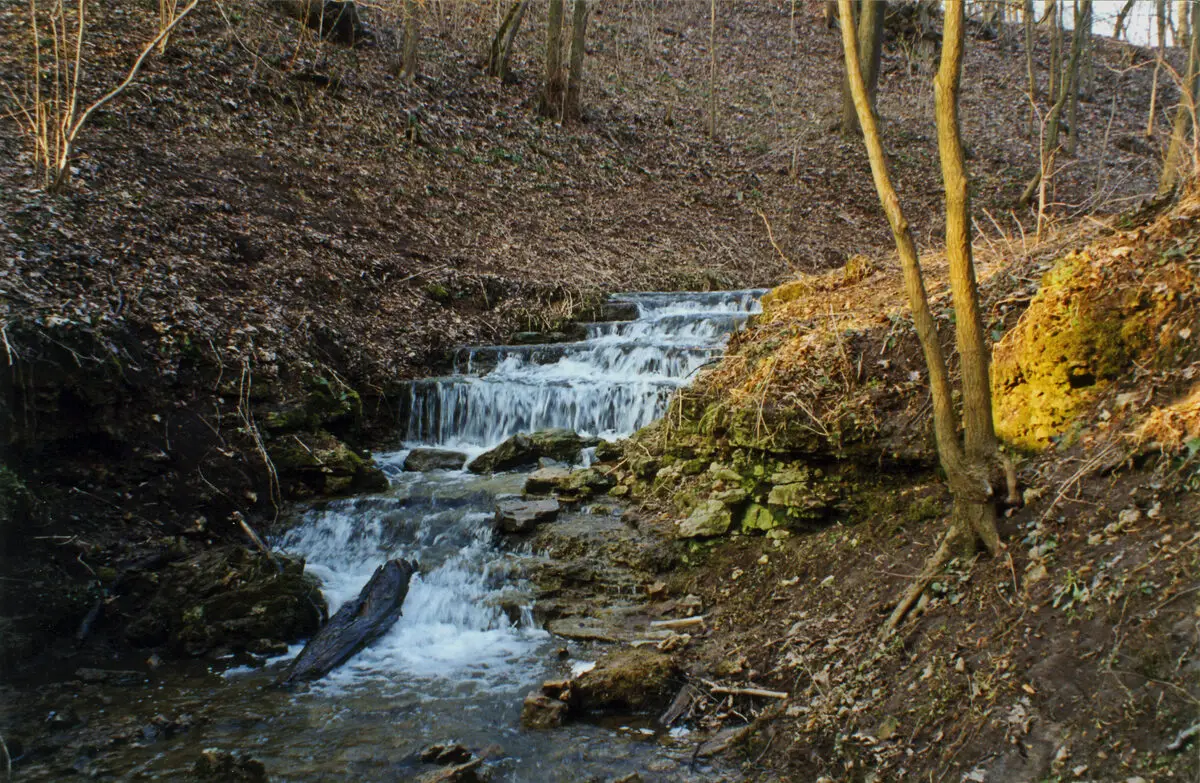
[52, 290, 765, 781]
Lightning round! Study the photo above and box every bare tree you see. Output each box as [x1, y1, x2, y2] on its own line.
[488, 0, 529, 83]
[840, 0, 886, 137]
[838, 0, 1011, 632]
[706, 0, 718, 137]
[1112, 0, 1137, 41]
[564, 0, 589, 121]
[539, 0, 566, 118]
[402, 0, 420, 83]
[1019, 0, 1090, 206]
[6, 0, 200, 190]
[1149, 0, 1168, 136]
[1161, 0, 1200, 192]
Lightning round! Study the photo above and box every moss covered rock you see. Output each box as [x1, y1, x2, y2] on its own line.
[270, 430, 388, 498]
[677, 500, 732, 538]
[126, 546, 327, 657]
[571, 648, 679, 713]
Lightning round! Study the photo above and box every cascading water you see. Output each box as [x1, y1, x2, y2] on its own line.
[263, 290, 764, 778]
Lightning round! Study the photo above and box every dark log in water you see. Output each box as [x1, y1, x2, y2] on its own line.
[279, 558, 417, 685]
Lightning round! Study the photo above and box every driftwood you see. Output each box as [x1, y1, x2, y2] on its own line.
[279, 558, 417, 685]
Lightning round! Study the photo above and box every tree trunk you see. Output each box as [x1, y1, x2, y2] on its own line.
[1020, 0, 1089, 205]
[1181, 0, 1191, 49]
[1112, 0, 1137, 40]
[706, 0, 718, 137]
[840, 0, 1001, 633]
[841, 0, 886, 138]
[934, 0, 1001, 557]
[1024, 0, 1036, 135]
[402, 0, 419, 83]
[540, 0, 566, 118]
[488, 0, 529, 83]
[278, 559, 417, 685]
[564, 0, 589, 121]
[1149, 0, 1167, 136]
[1161, 0, 1200, 192]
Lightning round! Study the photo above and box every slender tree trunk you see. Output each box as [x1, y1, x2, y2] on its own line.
[402, 0, 419, 83]
[706, 0, 718, 137]
[838, 0, 1000, 632]
[1181, 0, 1191, 49]
[1020, 0, 1089, 204]
[489, 1, 529, 82]
[1161, 0, 1200, 192]
[935, 0, 1001, 557]
[564, 0, 588, 120]
[1113, 0, 1137, 40]
[1047, 0, 1061, 106]
[1024, 0, 1036, 135]
[841, 0, 884, 137]
[1149, 0, 1168, 136]
[1067, 0, 1091, 154]
[540, 0, 566, 118]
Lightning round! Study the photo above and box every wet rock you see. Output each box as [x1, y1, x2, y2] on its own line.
[521, 692, 568, 729]
[125, 546, 326, 658]
[677, 500, 732, 538]
[557, 468, 616, 500]
[269, 430, 387, 498]
[470, 429, 587, 473]
[594, 439, 624, 462]
[193, 748, 268, 781]
[509, 325, 586, 344]
[578, 300, 640, 322]
[404, 448, 468, 472]
[74, 668, 146, 686]
[495, 498, 559, 534]
[571, 648, 680, 713]
[524, 467, 572, 494]
[420, 743, 473, 765]
[247, 639, 290, 657]
[416, 758, 485, 782]
[546, 616, 629, 643]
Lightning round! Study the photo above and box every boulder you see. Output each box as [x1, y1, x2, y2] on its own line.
[593, 439, 625, 463]
[524, 467, 572, 494]
[558, 468, 616, 500]
[124, 546, 327, 657]
[677, 500, 732, 538]
[269, 430, 388, 498]
[571, 648, 679, 712]
[495, 498, 560, 534]
[404, 448, 468, 472]
[529, 429, 589, 462]
[468, 429, 585, 473]
[521, 692, 568, 729]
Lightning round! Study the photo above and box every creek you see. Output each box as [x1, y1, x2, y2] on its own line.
[43, 290, 764, 781]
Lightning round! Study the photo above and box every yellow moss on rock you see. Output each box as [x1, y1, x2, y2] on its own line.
[992, 246, 1198, 451]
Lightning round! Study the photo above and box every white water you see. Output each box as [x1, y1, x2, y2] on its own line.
[278, 290, 764, 694]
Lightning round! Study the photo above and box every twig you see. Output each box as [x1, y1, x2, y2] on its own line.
[709, 685, 789, 700]
[650, 615, 706, 630]
[233, 510, 282, 574]
[755, 209, 793, 269]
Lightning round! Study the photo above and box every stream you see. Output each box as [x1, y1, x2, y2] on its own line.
[36, 290, 765, 781]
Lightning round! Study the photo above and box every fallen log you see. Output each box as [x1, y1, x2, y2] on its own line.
[279, 558, 417, 685]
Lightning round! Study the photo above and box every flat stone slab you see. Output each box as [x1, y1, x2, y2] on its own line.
[495, 498, 560, 534]
[403, 448, 467, 472]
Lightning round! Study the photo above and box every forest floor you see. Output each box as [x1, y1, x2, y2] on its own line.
[0, 0, 1195, 780]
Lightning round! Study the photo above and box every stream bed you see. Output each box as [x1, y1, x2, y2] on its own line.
[17, 290, 765, 781]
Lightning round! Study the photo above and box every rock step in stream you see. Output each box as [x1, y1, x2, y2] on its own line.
[261, 289, 766, 780]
